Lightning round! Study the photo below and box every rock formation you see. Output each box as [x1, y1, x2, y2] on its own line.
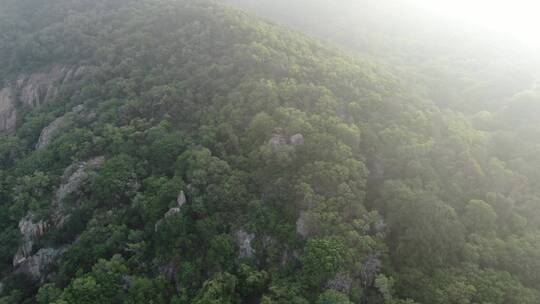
[13, 156, 105, 268]
[0, 88, 16, 130]
[360, 254, 382, 287]
[0, 65, 83, 132]
[269, 133, 305, 152]
[296, 211, 313, 239]
[13, 215, 51, 266]
[15, 248, 67, 279]
[18, 65, 74, 107]
[235, 229, 255, 259]
[35, 116, 68, 149]
[290, 133, 305, 146]
[155, 191, 187, 231]
[327, 272, 353, 294]
[53, 156, 105, 214]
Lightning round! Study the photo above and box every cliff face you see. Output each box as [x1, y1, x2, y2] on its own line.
[0, 88, 16, 130]
[0, 65, 77, 131]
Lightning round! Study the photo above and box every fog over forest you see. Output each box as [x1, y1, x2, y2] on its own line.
[1, 1, 540, 303]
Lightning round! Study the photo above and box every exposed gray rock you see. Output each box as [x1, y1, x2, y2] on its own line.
[74, 66, 90, 78]
[18, 65, 73, 107]
[360, 254, 382, 287]
[13, 215, 51, 266]
[155, 191, 187, 231]
[72, 104, 85, 113]
[55, 156, 105, 208]
[0, 65, 83, 132]
[13, 157, 105, 267]
[15, 248, 66, 279]
[235, 229, 255, 259]
[296, 211, 313, 239]
[327, 272, 353, 294]
[0, 87, 16, 131]
[269, 133, 304, 152]
[36, 105, 85, 150]
[290, 133, 305, 146]
[159, 260, 182, 293]
[164, 207, 181, 218]
[177, 191, 187, 208]
[35, 115, 68, 149]
[269, 134, 288, 152]
[262, 235, 276, 249]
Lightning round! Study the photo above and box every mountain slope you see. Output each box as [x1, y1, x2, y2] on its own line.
[0, 1, 539, 304]
[226, 0, 540, 113]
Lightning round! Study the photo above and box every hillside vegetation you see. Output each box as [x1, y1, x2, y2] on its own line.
[1, 0, 540, 303]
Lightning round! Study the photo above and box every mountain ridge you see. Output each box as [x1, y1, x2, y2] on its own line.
[0, 0, 539, 303]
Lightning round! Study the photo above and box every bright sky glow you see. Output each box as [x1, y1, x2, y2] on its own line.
[414, 0, 540, 48]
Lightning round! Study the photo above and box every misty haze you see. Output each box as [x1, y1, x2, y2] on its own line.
[0, 1, 540, 303]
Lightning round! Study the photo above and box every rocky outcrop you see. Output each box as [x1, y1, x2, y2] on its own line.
[296, 211, 314, 239]
[13, 215, 51, 266]
[0, 88, 16, 130]
[13, 157, 105, 268]
[54, 156, 105, 208]
[235, 229, 255, 259]
[0, 65, 85, 132]
[327, 272, 353, 294]
[18, 65, 74, 107]
[159, 260, 182, 293]
[176, 191, 187, 208]
[155, 191, 187, 231]
[269, 133, 305, 152]
[36, 105, 86, 150]
[15, 248, 66, 279]
[35, 116, 68, 149]
[360, 254, 382, 287]
[269, 134, 288, 151]
[290, 133, 305, 146]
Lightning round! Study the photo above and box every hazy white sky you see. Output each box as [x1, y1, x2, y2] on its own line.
[413, 0, 540, 47]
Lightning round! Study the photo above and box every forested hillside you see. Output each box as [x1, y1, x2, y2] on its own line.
[227, 0, 540, 113]
[1, 0, 540, 303]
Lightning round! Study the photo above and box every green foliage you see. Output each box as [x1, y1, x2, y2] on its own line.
[316, 290, 352, 304]
[192, 272, 240, 304]
[1, 0, 540, 303]
[301, 238, 346, 288]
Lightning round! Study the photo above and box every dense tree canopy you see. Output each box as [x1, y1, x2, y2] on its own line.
[0, 0, 540, 303]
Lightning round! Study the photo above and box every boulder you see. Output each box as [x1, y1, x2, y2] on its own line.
[269, 133, 304, 152]
[269, 134, 288, 152]
[290, 133, 305, 146]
